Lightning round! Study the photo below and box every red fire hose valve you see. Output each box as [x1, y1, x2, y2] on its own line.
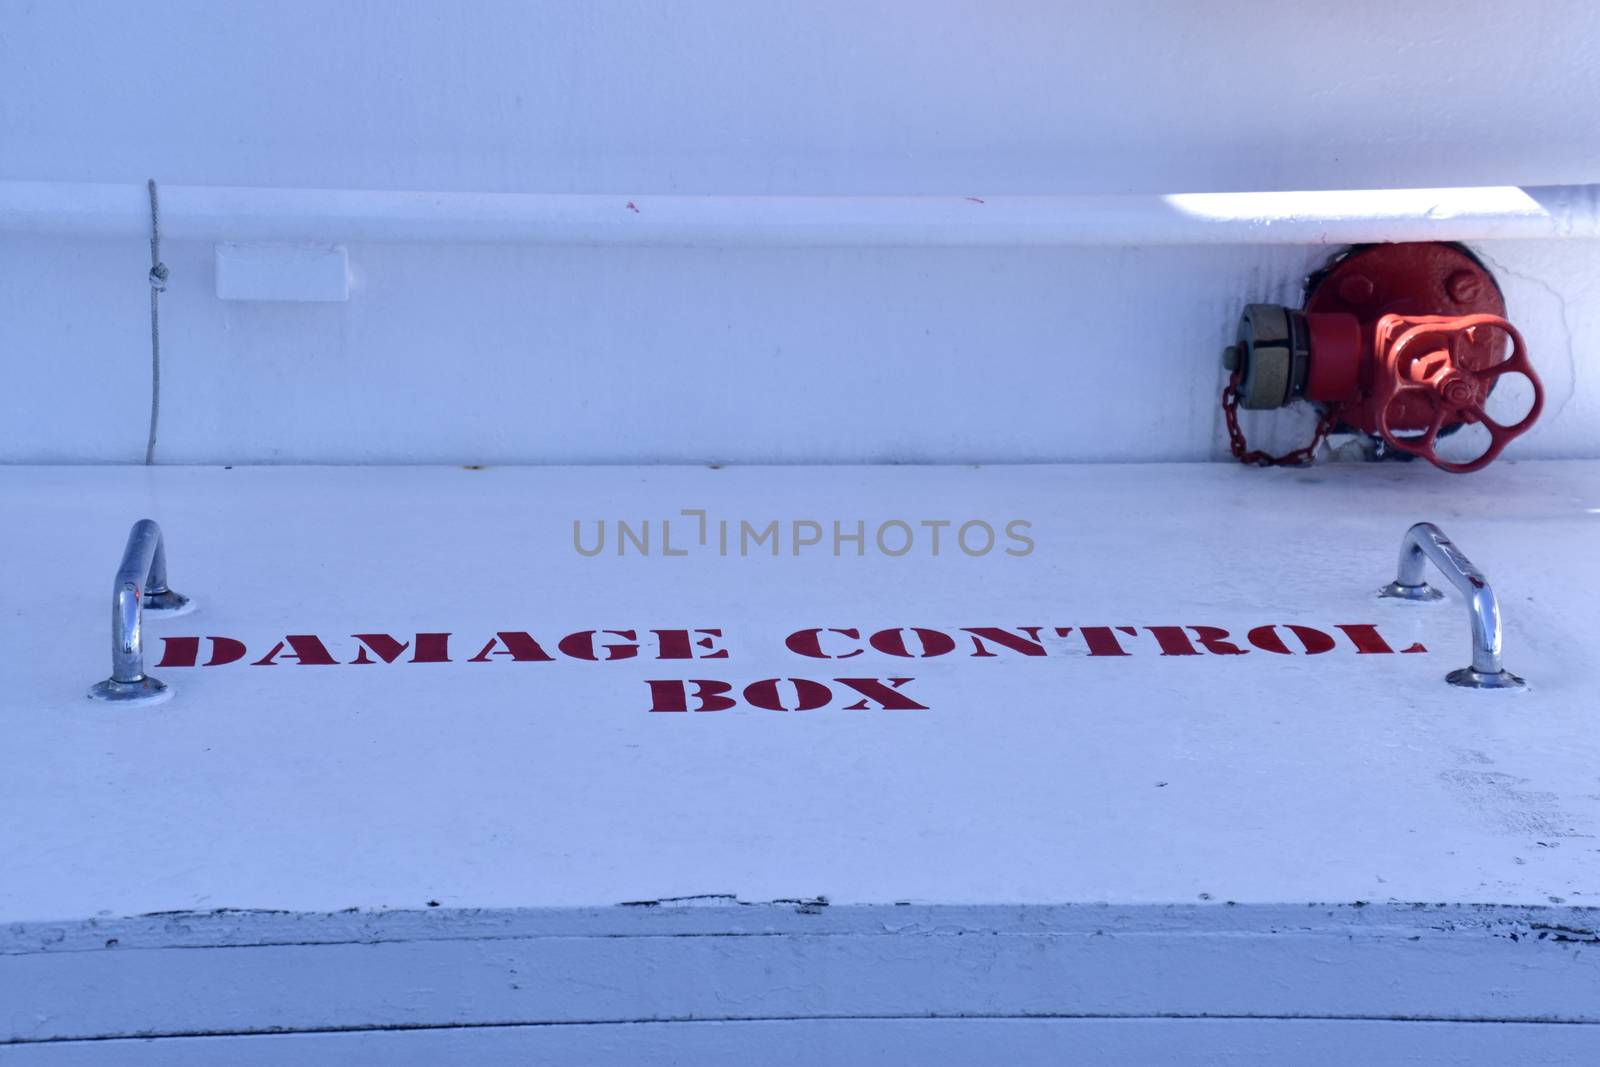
[1222, 243, 1544, 473]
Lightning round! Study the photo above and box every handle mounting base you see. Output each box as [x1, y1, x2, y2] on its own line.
[87, 676, 172, 706]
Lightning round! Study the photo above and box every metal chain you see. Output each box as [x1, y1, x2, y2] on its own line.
[145, 179, 168, 466]
[1222, 370, 1338, 467]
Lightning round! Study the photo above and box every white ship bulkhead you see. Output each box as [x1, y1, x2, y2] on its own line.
[2, 3, 1599, 1062]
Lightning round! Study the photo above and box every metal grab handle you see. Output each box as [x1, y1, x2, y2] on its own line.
[1378, 522, 1524, 689]
[87, 519, 193, 705]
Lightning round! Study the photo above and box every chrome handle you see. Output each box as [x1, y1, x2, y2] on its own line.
[1378, 522, 1523, 689]
[87, 519, 193, 705]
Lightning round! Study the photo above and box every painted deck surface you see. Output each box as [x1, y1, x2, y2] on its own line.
[2, 461, 1597, 1050]
[8, 1019, 1600, 1066]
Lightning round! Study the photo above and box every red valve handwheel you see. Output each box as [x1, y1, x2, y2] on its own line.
[1225, 244, 1543, 473]
[1371, 314, 1544, 474]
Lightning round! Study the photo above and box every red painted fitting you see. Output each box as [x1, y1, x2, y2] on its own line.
[1226, 243, 1544, 473]
[1303, 313, 1362, 403]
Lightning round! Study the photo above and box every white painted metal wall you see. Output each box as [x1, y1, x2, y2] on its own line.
[8, 1, 1600, 196]
[4, 2, 1600, 465]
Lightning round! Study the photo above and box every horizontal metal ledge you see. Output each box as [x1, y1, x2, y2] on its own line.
[2, 181, 1598, 247]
